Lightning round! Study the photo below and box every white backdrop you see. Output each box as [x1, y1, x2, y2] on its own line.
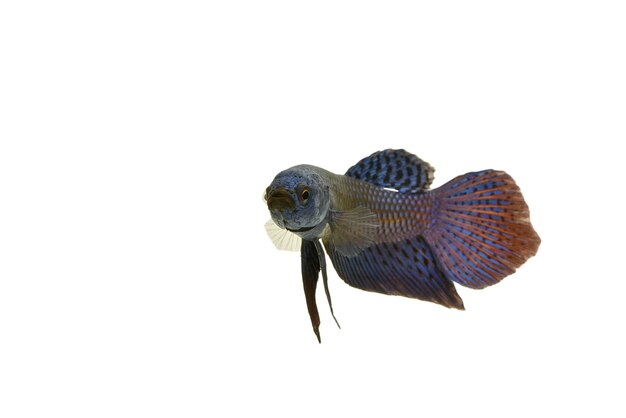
[1, 1, 624, 417]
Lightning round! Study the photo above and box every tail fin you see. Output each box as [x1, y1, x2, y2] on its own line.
[424, 170, 540, 289]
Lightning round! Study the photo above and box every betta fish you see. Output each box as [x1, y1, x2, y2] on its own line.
[264, 149, 540, 342]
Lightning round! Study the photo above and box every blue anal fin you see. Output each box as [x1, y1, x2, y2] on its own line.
[324, 236, 464, 309]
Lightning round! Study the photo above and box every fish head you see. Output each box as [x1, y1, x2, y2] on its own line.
[265, 165, 330, 234]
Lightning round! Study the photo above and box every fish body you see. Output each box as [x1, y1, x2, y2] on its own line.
[265, 149, 540, 342]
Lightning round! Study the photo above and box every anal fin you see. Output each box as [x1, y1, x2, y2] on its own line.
[324, 236, 464, 309]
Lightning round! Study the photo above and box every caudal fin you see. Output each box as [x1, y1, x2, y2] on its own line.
[425, 170, 540, 289]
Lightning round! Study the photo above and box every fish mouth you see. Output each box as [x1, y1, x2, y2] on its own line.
[286, 225, 315, 233]
[267, 187, 296, 212]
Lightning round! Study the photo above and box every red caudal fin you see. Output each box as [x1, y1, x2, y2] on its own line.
[425, 170, 540, 289]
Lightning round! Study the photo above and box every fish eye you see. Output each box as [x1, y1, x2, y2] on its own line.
[300, 188, 310, 204]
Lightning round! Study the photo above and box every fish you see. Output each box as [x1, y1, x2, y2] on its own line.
[264, 149, 540, 342]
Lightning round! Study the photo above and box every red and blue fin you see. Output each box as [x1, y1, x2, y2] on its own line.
[345, 149, 435, 193]
[425, 170, 541, 289]
[324, 236, 464, 309]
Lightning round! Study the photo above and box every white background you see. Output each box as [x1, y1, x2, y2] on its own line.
[1, 1, 624, 417]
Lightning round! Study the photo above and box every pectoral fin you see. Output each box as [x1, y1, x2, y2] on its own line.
[328, 206, 380, 257]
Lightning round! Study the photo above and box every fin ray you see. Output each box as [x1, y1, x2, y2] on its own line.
[425, 170, 540, 289]
[265, 219, 302, 251]
[324, 237, 464, 309]
[328, 206, 380, 257]
[345, 149, 435, 193]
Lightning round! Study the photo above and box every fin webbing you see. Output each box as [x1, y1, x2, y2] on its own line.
[301, 240, 321, 342]
[345, 149, 435, 193]
[324, 236, 464, 309]
[425, 170, 540, 289]
[315, 240, 340, 329]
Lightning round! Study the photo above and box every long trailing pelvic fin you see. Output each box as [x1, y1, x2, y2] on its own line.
[301, 239, 340, 343]
[314, 240, 340, 330]
[301, 240, 321, 343]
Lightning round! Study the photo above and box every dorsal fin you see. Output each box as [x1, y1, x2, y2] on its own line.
[344, 149, 435, 193]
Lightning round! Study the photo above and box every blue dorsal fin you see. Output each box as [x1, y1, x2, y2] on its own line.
[345, 149, 435, 193]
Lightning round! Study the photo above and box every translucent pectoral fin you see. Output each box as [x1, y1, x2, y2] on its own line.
[328, 206, 380, 257]
[265, 219, 302, 251]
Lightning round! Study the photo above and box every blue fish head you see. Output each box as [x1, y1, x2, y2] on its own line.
[265, 165, 330, 235]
